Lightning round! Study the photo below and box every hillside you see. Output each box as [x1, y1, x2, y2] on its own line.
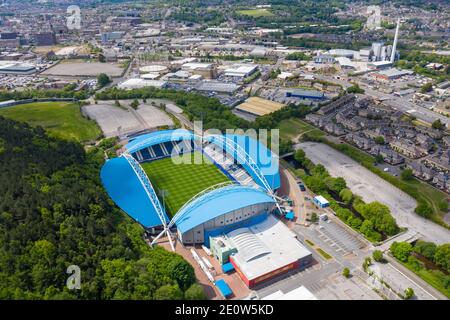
[0, 116, 204, 300]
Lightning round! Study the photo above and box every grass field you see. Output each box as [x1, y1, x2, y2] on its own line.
[278, 118, 325, 141]
[141, 152, 230, 216]
[237, 9, 274, 17]
[0, 102, 101, 142]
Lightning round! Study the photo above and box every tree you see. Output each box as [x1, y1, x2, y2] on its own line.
[420, 82, 432, 93]
[404, 287, 414, 300]
[0, 117, 198, 300]
[432, 119, 445, 130]
[415, 202, 433, 218]
[325, 177, 347, 193]
[168, 259, 196, 291]
[363, 257, 372, 271]
[401, 168, 413, 181]
[130, 99, 139, 110]
[347, 84, 365, 94]
[372, 250, 384, 263]
[294, 149, 306, 163]
[374, 136, 385, 145]
[339, 188, 353, 204]
[413, 240, 437, 261]
[434, 244, 450, 273]
[375, 154, 384, 164]
[390, 242, 413, 262]
[97, 73, 111, 88]
[184, 284, 207, 300]
[153, 284, 183, 300]
[310, 212, 319, 223]
[342, 267, 350, 278]
[349, 216, 362, 229]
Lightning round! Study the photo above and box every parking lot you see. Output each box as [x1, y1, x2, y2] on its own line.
[298, 141, 450, 244]
[41, 61, 124, 77]
[316, 220, 364, 255]
[256, 260, 380, 300]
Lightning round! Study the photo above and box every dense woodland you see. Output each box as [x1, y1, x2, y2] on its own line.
[0, 117, 204, 299]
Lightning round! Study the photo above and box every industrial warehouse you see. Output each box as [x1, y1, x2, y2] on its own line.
[101, 129, 312, 293]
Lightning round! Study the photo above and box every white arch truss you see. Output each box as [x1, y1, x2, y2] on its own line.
[122, 152, 175, 250]
[124, 133, 282, 251]
[206, 134, 282, 214]
[169, 181, 240, 228]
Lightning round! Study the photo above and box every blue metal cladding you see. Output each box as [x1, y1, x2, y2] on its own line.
[207, 134, 280, 191]
[175, 186, 275, 234]
[100, 156, 169, 228]
[126, 129, 196, 154]
[101, 130, 280, 230]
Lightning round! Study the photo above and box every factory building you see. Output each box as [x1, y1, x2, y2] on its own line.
[181, 62, 217, 79]
[314, 55, 335, 64]
[371, 68, 414, 81]
[286, 89, 326, 100]
[224, 64, 258, 80]
[0, 61, 36, 75]
[195, 80, 241, 95]
[117, 78, 167, 89]
[34, 32, 57, 46]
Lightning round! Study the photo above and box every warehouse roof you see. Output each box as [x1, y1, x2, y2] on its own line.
[376, 68, 414, 78]
[235, 97, 285, 116]
[118, 78, 167, 89]
[286, 88, 325, 98]
[224, 64, 258, 77]
[196, 80, 240, 94]
[228, 215, 311, 281]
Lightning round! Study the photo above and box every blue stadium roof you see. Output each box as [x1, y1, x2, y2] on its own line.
[176, 185, 275, 234]
[101, 130, 280, 231]
[126, 129, 196, 154]
[207, 134, 280, 191]
[100, 156, 169, 228]
[125, 129, 280, 191]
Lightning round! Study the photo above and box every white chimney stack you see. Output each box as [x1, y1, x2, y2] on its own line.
[390, 19, 400, 63]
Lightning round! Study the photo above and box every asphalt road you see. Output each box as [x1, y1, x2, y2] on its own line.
[297, 141, 450, 244]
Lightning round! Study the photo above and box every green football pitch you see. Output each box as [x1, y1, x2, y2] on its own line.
[141, 152, 230, 217]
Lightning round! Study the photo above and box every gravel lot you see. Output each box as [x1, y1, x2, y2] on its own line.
[42, 61, 124, 77]
[83, 101, 173, 138]
[135, 104, 173, 128]
[83, 104, 141, 137]
[297, 142, 450, 244]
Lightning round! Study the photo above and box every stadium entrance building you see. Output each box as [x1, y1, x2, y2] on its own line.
[209, 215, 312, 288]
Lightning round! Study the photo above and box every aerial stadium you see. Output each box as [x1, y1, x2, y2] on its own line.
[100, 129, 312, 288]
